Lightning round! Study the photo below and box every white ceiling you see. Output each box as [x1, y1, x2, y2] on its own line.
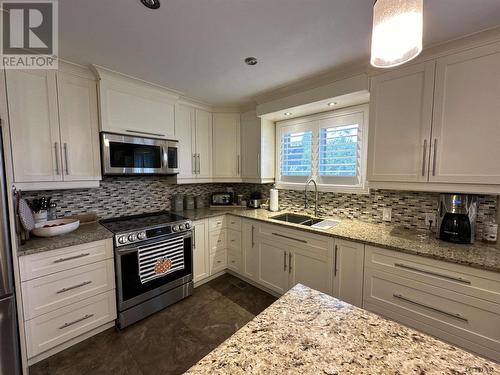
[60, 0, 500, 107]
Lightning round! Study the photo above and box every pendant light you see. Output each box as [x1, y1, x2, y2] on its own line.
[370, 0, 423, 68]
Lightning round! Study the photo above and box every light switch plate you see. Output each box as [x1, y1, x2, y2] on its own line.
[382, 207, 392, 222]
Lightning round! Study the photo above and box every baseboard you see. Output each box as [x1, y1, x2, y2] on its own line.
[193, 270, 227, 288]
[27, 322, 115, 366]
[226, 270, 282, 298]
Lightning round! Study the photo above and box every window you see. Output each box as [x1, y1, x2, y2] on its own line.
[276, 105, 368, 192]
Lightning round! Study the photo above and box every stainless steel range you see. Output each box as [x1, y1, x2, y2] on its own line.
[100, 211, 193, 329]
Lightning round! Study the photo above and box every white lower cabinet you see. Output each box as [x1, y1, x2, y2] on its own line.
[256, 223, 334, 296]
[193, 219, 210, 283]
[332, 239, 365, 307]
[19, 239, 116, 362]
[241, 219, 259, 281]
[257, 239, 290, 294]
[363, 245, 500, 362]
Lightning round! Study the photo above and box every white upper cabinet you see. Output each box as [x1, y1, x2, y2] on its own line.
[175, 105, 212, 182]
[368, 41, 500, 191]
[94, 66, 177, 139]
[212, 113, 241, 180]
[430, 42, 500, 184]
[57, 72, 100, 181]
[6, 70, 61, 183]
[240, 110, 275, 183]
[368, 62, 435, 183]
[6, 63, 101, 189]
[194, 109, 212, 179]
[175, 105, 196, 180]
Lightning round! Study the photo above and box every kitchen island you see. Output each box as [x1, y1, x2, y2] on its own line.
[186, 284, 500, 374]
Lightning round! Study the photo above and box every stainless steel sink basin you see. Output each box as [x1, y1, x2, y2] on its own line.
[270, 213, 324, 226]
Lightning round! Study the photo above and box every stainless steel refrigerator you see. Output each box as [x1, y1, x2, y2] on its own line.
[0, 127, 20, 375]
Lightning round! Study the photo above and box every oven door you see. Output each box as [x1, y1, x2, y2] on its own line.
[101, 132, 178, 175]
[115, 231, 192, 311]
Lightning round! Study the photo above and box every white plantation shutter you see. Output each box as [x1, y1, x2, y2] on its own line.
[276, 105, 368, 191]
[318, 110, 364, 185]
[278, 121, 315, 183]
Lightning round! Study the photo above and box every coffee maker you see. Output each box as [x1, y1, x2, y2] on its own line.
[437, 194, 477, 244]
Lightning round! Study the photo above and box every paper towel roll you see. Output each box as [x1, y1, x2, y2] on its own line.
[270, 188, 279, 212]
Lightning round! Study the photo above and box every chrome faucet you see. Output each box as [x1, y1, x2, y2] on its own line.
[304, 177, 319, 217]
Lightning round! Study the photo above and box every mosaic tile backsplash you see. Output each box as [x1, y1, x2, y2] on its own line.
[23, 178, 497, 237]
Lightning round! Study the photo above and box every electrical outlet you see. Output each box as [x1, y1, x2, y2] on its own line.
[382, 207, 392, 222]
[425, 213, 436, 227]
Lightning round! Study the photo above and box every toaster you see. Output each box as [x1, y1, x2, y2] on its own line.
[211, 192, 234, 206]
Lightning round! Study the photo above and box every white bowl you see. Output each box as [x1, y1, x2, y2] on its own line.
[31, 219, 80, 238]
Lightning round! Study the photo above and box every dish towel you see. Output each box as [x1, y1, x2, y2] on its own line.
[138, 235, 185, 284]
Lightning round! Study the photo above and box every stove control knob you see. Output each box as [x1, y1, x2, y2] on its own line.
[128, 234, 137, 242]
[137, 232, 146, 240]
[179, 223, 185, 231]
[172, 225, 179, 232]
[185, 222, 191, 229]
[118, 236, 127, 244]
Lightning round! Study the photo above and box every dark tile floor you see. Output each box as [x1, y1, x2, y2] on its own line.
[29, 274, 277, 375]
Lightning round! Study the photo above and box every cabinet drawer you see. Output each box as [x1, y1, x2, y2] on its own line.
[365, 246, 500, 304]
[209, 230, 226, 253]
[227, 229, 241, 251]
[210, 250, 227, 275]
[364, 268, 500, 358]
[259, 223, 331, 258]
[209, 216, 226, 231]
[22, 259, 115, 320]
[226, 216, 242, 231]
[227, 251, 241, 272]
[25, 290, 116, 358]
[20, 239, 113, 281]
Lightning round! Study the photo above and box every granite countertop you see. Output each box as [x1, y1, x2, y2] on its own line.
[17, 222, 113, 256]
[186, 284, 500, 374]
[183, 208, 500, 273]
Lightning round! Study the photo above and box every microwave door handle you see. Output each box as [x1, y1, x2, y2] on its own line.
[161, 146, 168, 169]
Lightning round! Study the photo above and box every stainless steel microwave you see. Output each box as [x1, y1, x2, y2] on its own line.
[101, 132, 178, 175]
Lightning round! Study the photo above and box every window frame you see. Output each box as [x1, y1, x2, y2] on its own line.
[275, 104, 369, 194]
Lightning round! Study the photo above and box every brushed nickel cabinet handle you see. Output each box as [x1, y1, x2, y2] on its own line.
[251, 225, 255, 248]
[272, 232, 307, 243]
[63, 143, 70, 175]
[54, 142, 60, 175]
[421, 140, 427, 177]
[53, 252, 90, 263]
[58, 313, 94, 329]
[192, 154, 196, 174]
[283, 251, 287, 272]
[236, 155, 240, 175]
[288, 252, 292, 274]
[334, 244, 338, 277]
[257, 153, 261, 175]
[432, 138, 438, 176]
[394, 263, 471, 284]
[393, 293, 468, 322]
[56, 280, 92, 294]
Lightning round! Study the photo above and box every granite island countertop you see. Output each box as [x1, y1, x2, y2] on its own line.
[186, 284, 500, 374]
[182, 208, 500, 273]
[17, 221, 113, 256]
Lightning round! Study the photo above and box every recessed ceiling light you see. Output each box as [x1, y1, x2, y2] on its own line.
[327, 102, 337, 107]
[244, 57, 258, 66]
[284, 112, 292, 116]
[141, 0, 160, 9]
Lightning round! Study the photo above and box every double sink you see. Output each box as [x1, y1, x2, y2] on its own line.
[270, 213, 340, 229]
